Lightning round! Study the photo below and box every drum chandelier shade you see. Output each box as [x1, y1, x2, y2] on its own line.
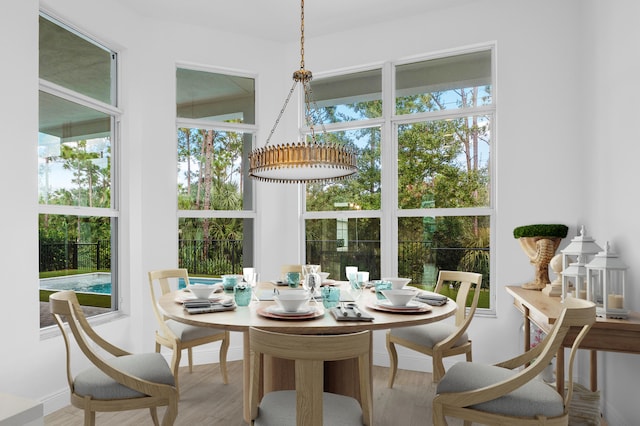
[248, 0, 358, 184]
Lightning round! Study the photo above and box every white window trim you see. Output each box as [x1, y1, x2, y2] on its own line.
[301, 43, 497, 314]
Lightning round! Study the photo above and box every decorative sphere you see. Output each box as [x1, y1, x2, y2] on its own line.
[550, 253, 563, 274]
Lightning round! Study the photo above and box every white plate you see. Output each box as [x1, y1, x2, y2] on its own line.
[266, 305, 316, 316]
[377, 300, 425, 310]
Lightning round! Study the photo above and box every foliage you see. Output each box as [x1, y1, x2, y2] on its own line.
[306, 81, 492, 290]
[513, 224, 568, 239]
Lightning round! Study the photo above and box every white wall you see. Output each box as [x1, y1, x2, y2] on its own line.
[585, 1, 640, 423]
[1, 0, 638, 424]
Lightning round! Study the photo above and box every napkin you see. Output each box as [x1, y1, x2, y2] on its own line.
[415, 290, 448, 306]
[183, 299, 235, 314]
[329, 306, 374, 321]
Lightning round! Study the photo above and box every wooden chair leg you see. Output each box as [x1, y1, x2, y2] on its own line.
[432, 400, 447, 426]
[219, 332, 230, 384]
[84, 410, 95, 426]
[187, 348, 193, 373]
[161, 397, 178, 426]
[432, 353, 445, 383]
[149, 407, 159, 426]
[386, 334, 399, 388]
[171, 347, 181, 396]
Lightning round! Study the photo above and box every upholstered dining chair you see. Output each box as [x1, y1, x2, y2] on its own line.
[432, 297, 595, 425]
[148, 269, 230, 395]
[387, 270, 483, 385]
[249, 327, 373, 426]
[50, 290, 178, 426]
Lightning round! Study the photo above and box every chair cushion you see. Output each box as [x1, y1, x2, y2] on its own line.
[165, 319, 225, 341]
[74, 353, 175, 400]
[390, 322, 468, 348]
[436, 362, 564, 418]
[254, 390, 363, 426]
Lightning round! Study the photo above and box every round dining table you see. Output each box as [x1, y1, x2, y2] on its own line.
[158, 281, 456, 423]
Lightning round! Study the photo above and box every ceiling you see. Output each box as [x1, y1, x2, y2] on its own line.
[111, 0, 471, 42]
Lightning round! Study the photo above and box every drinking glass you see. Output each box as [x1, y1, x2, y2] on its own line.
[246, 272, 260, 303]
[321, 286, 340, 309]
[345, 266, 358, 281]
[303, 264, 320, 296]
[373, 280, 392, 300]
[349, 273, 364, 301]
[286, 272, 301, 288]
[234, 284, 251, 307]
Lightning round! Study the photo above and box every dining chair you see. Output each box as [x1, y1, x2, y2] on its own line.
[432, 297, 596, 425]
[148, 269, 230, 395]
[249, 327, 373, 426]
[386, 270, 483, 385]
[50, 290, 178, 426]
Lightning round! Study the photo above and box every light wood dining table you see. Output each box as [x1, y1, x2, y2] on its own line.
[158, 281, 457, 423]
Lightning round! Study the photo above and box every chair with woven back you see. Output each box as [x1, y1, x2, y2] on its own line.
[386, 270, 483, 385]
[249, 327, 373, 426]
[50, 290, 178, 426]
[148, 268, 230, 395]
[432, 297, 596, 425]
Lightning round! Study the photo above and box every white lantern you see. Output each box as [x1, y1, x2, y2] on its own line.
[559, 226, 602, 300]
[586, 241, 628, 319]
[562, 255, 589, 301]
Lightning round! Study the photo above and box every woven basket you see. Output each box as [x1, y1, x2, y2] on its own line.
[566, 383, 601, 425]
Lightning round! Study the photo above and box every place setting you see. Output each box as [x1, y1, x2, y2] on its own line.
[367, 284, 432, 314]
[175, 283, 224, 304]
[257, 290, 324, 320]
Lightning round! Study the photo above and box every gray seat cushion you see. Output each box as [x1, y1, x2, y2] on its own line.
[165, 319, 225, 341]
[390, 322, 468, 348]
[74, 353, 175, 400]
[436, 362, 564, 418]
[254, 390, 363, 426]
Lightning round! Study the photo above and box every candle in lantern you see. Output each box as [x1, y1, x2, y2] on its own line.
[607, 294, 624, 309]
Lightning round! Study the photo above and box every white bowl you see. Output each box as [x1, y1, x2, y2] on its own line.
[381, 289, 418, 306]
[274, 291, 310, 312]
[189, 284, 214, 299]
[382, 277, 412, 290]
[319, 272, 330, 282]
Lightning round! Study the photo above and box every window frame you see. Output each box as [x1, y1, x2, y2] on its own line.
[302, 44, 496, 313]
[38, 11, 123, 331]
[176, 63, 259, 273]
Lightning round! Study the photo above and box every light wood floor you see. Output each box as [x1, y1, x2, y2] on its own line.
[44, 360, 464, 425]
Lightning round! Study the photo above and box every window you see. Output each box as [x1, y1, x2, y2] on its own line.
[176, 66, 257, 276]
[38, 13, 120, 327]
[305, 68, 383, 281]
[305, 48, 494, 309]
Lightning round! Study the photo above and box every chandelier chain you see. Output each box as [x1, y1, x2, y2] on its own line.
[300, 0, 305, 70]
[265, 80, 298, 147]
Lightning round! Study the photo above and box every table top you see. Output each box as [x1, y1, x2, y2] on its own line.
[506, 285, 640, 332]
[158, 281, 457, 334]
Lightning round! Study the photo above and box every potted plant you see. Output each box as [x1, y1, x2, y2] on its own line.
[513, 224, 568, 290]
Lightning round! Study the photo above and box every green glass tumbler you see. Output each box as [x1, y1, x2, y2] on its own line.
[373, 280, 392, 300]
[321, 286, 340, 308]
[234, 284, 251, 306]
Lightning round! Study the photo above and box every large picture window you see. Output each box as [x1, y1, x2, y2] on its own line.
[176, 66, 257, 276]
[38, 13, 120, 327]
[305, 48, 494, 309]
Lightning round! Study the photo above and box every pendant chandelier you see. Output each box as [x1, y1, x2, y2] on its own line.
[248, 0, 358, 184]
